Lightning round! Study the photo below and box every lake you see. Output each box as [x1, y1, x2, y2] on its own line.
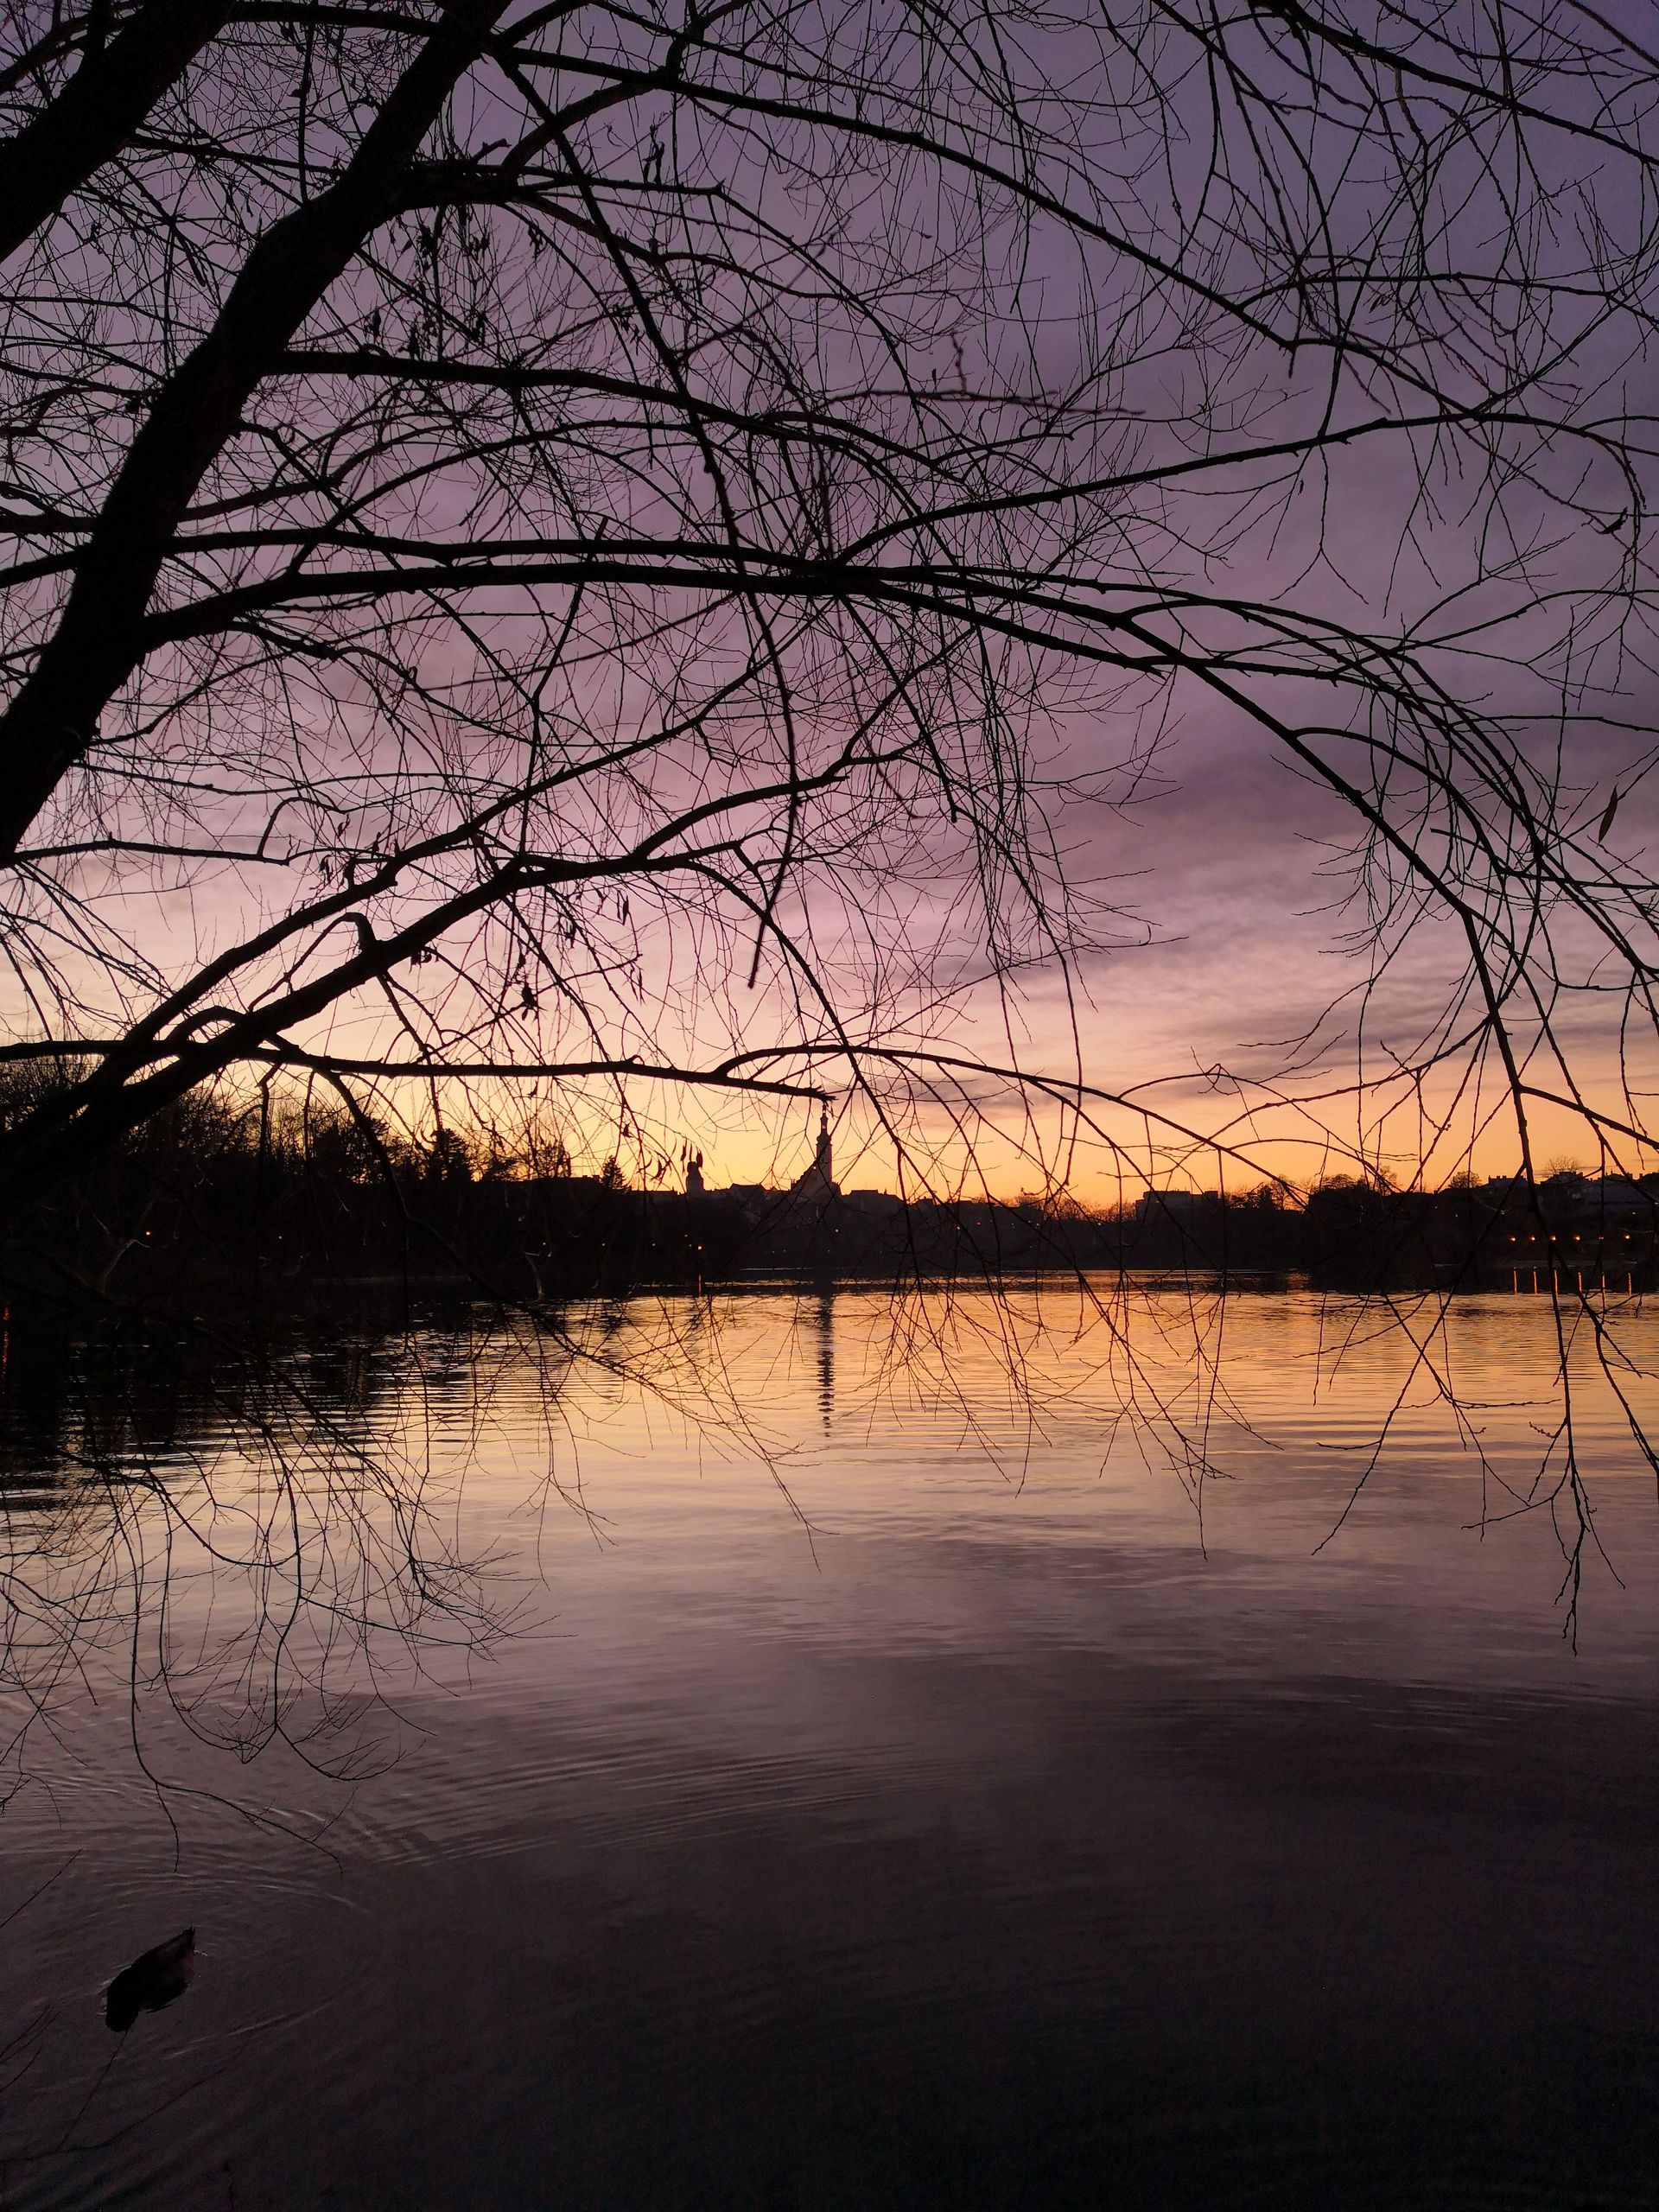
[0, 1282, 1654, 2209]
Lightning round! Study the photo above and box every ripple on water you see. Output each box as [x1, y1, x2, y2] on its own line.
[0, 1293, 1656, 2209]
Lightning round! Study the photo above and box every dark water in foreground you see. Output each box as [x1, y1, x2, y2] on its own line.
[0, 1286, 1655, 2209]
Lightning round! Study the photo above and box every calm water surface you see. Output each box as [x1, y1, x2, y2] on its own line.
[0, 1286, 1655, 2209]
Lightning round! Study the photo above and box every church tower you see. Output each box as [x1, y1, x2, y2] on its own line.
[790, 1107, 838, 1201]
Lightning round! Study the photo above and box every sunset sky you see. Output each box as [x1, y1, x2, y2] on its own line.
[3, 0, 1656, 1210]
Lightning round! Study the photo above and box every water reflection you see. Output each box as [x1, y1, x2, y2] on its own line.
[810, 1287, 835, 1432]
[0, 1288, 1654, 2208]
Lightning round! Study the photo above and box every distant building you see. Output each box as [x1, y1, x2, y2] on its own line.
[1592, 1175, 1652, 1219]
[1538, 1171, 1654, 1223]
[790, 1108, 839, 1203]
[720, 1182, 772, 1223]
[684, 1150, 704, 1197]
[842, 1188, 902, 1215]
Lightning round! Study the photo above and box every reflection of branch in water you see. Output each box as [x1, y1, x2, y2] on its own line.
[0, 1999, 49, 2099]
[6, 2018, 247, 2180]
[0, 1310, 512, 1835]
[0, 1253, 1651, 1853]
[0, 1851, 78, 1934]
[0, 1287, 843, 1829]
[0, 1857, 77, 2126]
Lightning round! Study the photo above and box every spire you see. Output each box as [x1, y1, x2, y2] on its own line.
[790, 1103, 838, 1201]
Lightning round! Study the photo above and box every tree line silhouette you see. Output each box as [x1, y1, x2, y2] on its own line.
[4, 1062, 1647, 1308]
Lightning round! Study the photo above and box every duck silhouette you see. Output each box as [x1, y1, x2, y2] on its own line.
[105, 1927, 194, 2031]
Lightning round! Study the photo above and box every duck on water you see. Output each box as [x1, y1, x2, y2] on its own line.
[105, 1928, 194, 2032]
